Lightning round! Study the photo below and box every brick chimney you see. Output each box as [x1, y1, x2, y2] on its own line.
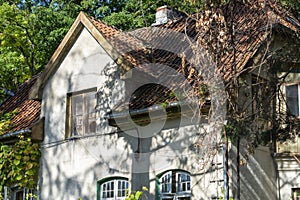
[152, 6, 186, 26]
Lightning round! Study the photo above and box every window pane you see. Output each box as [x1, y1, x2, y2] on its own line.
[73, 95, 83, 115]
[117, 180, 129, 197]
[286, 85, 299, 116]
[161, 173, 172, 193]
[86, 92, 96, 133]
[111, 181, 114, 189]
[71, 95, 83, 135]
[176, 172, 191, 193]
[86, 92, 96, 114]
[75, 116, 83, 135]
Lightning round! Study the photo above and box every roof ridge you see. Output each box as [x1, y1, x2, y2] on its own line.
[84, 12, 122, 36]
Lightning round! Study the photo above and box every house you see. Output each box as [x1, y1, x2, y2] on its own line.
[0, 75, 42, 200]
[27, 1, 300, 200]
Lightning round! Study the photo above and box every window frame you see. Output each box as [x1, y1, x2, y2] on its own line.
[157, 170, 192, 200]
[285, 83, 300, 117]
[66, 88, 97, 138]
[97, 177, 129, 200]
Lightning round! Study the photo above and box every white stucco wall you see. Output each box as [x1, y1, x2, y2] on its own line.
[39, 27, 129, 199]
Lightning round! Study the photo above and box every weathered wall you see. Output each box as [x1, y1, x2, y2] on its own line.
[39, 27, 127, 199]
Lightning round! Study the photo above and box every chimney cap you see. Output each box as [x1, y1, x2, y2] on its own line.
[152, 5, 185, 26]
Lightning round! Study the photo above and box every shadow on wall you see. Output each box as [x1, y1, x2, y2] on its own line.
[39, 53, 216, 199]
[229, 140, 277, 200]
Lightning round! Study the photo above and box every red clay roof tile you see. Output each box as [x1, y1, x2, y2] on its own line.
[0, 75, 41, 134]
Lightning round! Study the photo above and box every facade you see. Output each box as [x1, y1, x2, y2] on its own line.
[275, 72, 300, 200]
[24, 1, 300, 200]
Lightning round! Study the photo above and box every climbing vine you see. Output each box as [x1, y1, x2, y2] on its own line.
[0, 110, 40, 199]
[0, 109, 17, 135]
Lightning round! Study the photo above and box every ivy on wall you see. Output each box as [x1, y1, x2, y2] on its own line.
[0, 110, 40, 199]
[0, 136, 40, 199]
[0, 109, 17, 135]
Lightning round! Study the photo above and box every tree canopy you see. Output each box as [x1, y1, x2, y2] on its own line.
[0, 0, 299, 102]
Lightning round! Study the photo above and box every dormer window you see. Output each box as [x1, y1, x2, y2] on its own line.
[286, 84, 299, 117]
[66, 88, 97, 137]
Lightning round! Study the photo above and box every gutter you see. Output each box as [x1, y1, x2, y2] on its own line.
[104, 101, 190, 120]
[105, 99, 210, 119]
[0, 129, 31, 143]
[105, 100, 210, 128]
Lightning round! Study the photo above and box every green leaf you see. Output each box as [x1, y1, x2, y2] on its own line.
[135, 191, 143, 199]
[13, 159, 20, 166]
[16, 175, 22, 181]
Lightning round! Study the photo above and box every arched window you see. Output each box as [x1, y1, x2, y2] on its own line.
[97, 177, 129, 200]
[157, 170, 191, 200]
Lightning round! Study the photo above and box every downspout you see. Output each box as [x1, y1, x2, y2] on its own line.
[223, 140, 229, 200]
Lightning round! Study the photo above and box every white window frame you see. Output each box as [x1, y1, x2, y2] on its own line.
[66, 88, 97, 137]
[285, 83, 300, 117]
[160, 171, 172, 194]
[99, 178, 129, 200]
[158, 170, 191, 200]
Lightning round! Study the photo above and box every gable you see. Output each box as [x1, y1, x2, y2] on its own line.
[29, 12, 120, 100]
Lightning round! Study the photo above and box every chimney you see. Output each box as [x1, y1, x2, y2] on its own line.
[152, 6, 186, 26]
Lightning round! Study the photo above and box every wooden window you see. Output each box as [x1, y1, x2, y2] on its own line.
[66, 88, 97, 137]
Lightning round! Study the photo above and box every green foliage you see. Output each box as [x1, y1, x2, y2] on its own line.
[0, 109, 17, 135]
[0, 0, 298, 103]
[0, 0, 76, 102]
[279, 0, 300, 20]
[125, 186, 148, 200]
[218, 187, 234, 200]
[26, 192, 38, 200]
[0, 136, 40, 199]
[79, 0, 204, 30]
[223, 118, 251, 143]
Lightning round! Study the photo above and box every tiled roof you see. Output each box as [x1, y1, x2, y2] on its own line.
[87, 1, 299, 111]
[0, 75, 41, 134]
[88, 1, 299, 80]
